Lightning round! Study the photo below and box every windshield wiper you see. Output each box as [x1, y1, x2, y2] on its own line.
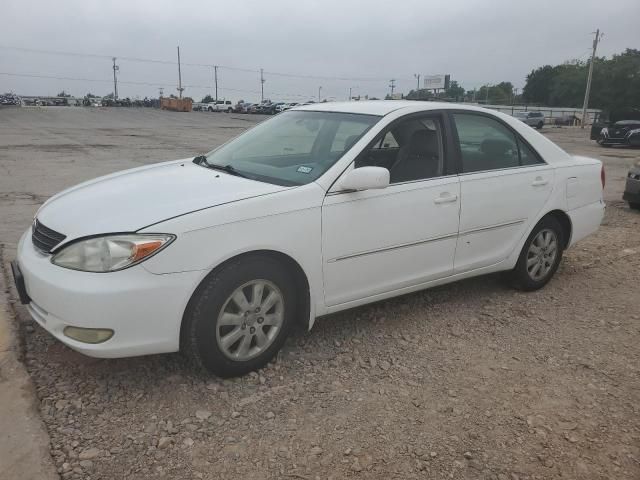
[197, 157, 249, 179]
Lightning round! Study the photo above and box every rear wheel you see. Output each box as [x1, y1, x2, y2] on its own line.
[182, 256, 296, 377]
[208, 107, 214, 112]
[509, 216, 564, 291]
[536, 121, 544, 129]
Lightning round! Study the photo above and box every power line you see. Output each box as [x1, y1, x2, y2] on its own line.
[0, 71, 316, 99]
[0, 44, 410, 82]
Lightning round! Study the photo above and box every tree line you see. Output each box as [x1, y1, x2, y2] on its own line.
[402, 48, 639, 113]
[522, 48, 639, 113]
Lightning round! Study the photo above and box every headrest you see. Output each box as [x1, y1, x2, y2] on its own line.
[408, 129, 438, 155]
[480, 138, 512, 157]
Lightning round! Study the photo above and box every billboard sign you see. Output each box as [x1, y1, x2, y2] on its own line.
[423, 74, 450, 90]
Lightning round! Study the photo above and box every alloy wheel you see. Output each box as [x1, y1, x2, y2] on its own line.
[526, 228, 558, 281]
[215, 280, 284, 361]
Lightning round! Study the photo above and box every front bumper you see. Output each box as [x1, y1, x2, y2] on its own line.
[14, 230, 203, 358]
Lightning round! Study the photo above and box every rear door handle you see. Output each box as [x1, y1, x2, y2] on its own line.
[531, 176, 549, 187]
[434, 193, 458, 204]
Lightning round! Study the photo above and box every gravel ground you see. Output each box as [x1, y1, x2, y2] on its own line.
[1, 108, 639, 480]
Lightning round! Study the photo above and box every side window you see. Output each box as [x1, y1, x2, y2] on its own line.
[453, 114, 521, 173]
[518, 138, 544, 166]
[374, 131, 399, 150]
[357, 116, 444, 184]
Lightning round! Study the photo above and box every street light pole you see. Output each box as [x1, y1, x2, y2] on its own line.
[112, 57, 119, 100]
[176, 46, 184, 99]
[414, 73, 420, 92]
[214, 65, 218, 103]
[318, 86, 322, 103]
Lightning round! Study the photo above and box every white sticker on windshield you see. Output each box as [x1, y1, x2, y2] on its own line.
[297, 166, 313, 174]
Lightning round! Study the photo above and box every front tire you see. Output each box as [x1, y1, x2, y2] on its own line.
[182, 256, 296, 377]
[509, 216, 564, 291]
[629, 202, 640, 210]
[536, 122, 543, 129]
[208, 107, 213, 112]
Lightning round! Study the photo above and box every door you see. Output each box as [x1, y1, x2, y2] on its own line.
[451, 112, 554, 273]
[321, 113, 461, 307]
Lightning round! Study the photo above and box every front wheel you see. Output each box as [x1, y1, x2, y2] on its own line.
[208, 107, 213, 112]
[509, 216, 564, 291]
[182, 256, 296, 377]
[629, 202, 640, 210]
[536, 122, 543, 129]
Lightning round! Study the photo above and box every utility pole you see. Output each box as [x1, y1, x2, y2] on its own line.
[260, 68, 265, 103]
[349, 87, 352, 101]
[213, 65, 218, 102]
[389, 79, 396, 96]
[112, 57, 119, 100]
[158, 87, 164, 98]
[318, 86, 322, 102]
[581, 29, 602, 129]
[176, 46, 184, 99]
[414, 74, 420, 92]
[485, 84, 490, 104]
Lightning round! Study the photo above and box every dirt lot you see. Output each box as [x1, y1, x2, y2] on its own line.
[1, 107, 639, 480]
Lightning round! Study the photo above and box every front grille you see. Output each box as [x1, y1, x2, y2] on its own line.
[32, 219, 66, 253]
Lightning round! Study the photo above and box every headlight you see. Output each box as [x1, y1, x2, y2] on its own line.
[51, 234, 175, 272]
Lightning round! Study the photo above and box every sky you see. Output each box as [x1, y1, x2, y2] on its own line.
[1, 0, 639, 103]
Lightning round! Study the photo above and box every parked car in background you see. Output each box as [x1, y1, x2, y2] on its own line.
[596, 120, 640, 147]
[623, 163, 640, 210]
[554, 115, 580, 126]
[207, 100, 233, 113]
[234, 101, 254, 114]
[513, 111, 545, 129]
[590, 110, 640, 140]
[0, 93, 21, 105]
[12, 101, 604, 377]
[280, 102, 298, 112]
[262, 102, 284, 115]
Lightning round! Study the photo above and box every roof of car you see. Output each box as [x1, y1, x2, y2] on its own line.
[614, 120, 640, 125]
[292, 100, 488, 116]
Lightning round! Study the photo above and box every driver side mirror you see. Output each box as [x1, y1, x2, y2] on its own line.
[339, 166, 390, 191]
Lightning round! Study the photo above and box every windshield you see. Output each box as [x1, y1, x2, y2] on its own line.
[203, 111, 380, 186]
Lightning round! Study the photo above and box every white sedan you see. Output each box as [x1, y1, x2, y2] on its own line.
[12, 101, 605, 377]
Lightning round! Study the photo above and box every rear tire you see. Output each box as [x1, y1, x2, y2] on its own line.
[182, 256, 296, 377]
[208, 107, 213, 112]
[536, 122, 543, 129]
[509, 216, 564, 291]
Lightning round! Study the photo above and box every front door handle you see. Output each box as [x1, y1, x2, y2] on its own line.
[531, 176, 549, 187]
[434, 193, 458, 204]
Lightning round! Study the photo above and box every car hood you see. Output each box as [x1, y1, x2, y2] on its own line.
[36, 159, 288, 241]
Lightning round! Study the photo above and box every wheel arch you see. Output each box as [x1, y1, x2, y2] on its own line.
[544, 209, 572, 249]
[180, 249, 312, 348]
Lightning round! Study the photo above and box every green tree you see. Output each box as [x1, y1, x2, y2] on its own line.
[57, 90, 71, 97]
[201, 94, 214, 103]
[522, 49, 640, 112]
[444, 80, 465, 101]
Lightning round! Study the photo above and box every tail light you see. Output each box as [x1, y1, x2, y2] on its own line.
[601, 165, 606, 189]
